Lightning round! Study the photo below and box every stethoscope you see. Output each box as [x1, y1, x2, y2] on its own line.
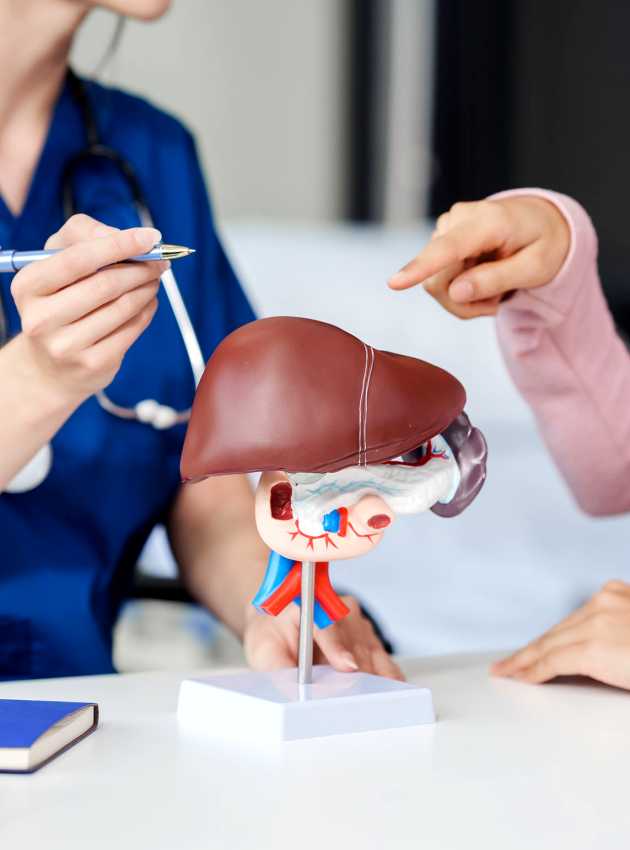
[3, 71, 205, 494]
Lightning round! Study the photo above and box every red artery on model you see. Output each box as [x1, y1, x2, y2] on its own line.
[260, 561, 350, 623]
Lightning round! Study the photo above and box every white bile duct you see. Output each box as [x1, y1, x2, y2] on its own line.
[288, 434, 460, 535]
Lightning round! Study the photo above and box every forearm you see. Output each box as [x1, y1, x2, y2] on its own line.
[168, 475, 268, 638]
[0, 335, 77, 491]
[179, 517, 267, 638]
[495, 189, 630, 515]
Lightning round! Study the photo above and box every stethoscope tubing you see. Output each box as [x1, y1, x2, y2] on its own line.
[1, 71, 206, 492]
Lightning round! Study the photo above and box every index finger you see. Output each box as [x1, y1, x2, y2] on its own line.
[491, 619, 584, 676]
[388, 216, 508, 291]
[513, 642, 591, 683]
[45, 214, 119, 249]
[25, 226, 162, 295]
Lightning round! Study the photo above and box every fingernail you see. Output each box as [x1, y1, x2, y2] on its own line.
[341, 651, 359, 671]
[449, 279, 474, 302]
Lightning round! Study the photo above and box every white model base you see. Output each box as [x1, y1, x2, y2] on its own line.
[177, 664, 434, 742]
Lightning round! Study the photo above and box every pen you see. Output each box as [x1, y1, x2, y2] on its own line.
[0, 243, 195, 273]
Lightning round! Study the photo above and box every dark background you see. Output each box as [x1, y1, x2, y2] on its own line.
[351, 0, 630, 333]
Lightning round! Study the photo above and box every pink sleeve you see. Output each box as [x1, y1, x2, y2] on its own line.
[492, 188, 630, 516]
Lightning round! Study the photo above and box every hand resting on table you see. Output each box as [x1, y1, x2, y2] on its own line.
[492, 581, 630, 690]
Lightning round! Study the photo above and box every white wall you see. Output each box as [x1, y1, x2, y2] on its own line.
[71, 0, 349, 221]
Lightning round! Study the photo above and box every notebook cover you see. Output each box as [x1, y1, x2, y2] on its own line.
[0, 699, 99, 774]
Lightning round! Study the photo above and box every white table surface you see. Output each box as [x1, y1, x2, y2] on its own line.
[2, 655, 629, 850]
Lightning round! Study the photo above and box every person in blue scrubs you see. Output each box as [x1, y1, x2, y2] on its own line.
[0, 0, 400, 682]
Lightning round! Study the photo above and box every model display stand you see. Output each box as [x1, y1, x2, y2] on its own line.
[177, 317, 487, 741]
[177, 664, 435, 743]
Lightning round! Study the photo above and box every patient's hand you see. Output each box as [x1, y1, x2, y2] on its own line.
[243, 596, 404, 681]
[388, 196, 570, 320]
[491, 581, 630, 689]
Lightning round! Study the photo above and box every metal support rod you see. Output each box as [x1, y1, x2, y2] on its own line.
[297, 560, 315, 685]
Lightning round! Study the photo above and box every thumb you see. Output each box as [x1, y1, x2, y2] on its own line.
[314, 624, 359, 673]
[448, 246, 542, 304]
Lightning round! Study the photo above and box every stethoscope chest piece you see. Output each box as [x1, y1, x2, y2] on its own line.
[6, 444, 53, 493]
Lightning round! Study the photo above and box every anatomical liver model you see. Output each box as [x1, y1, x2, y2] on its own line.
[181, 316, 487, 685]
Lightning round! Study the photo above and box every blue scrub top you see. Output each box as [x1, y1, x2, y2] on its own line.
[0, 74, 255, 680]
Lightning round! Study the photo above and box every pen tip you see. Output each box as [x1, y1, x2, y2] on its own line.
[159, 244, 196, 260]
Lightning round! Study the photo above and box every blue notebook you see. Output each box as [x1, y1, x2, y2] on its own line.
[0, 699, 98, 773]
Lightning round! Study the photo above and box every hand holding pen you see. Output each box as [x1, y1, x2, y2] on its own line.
[7, 214, 194, 407]
[0, 233, 194, 272]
